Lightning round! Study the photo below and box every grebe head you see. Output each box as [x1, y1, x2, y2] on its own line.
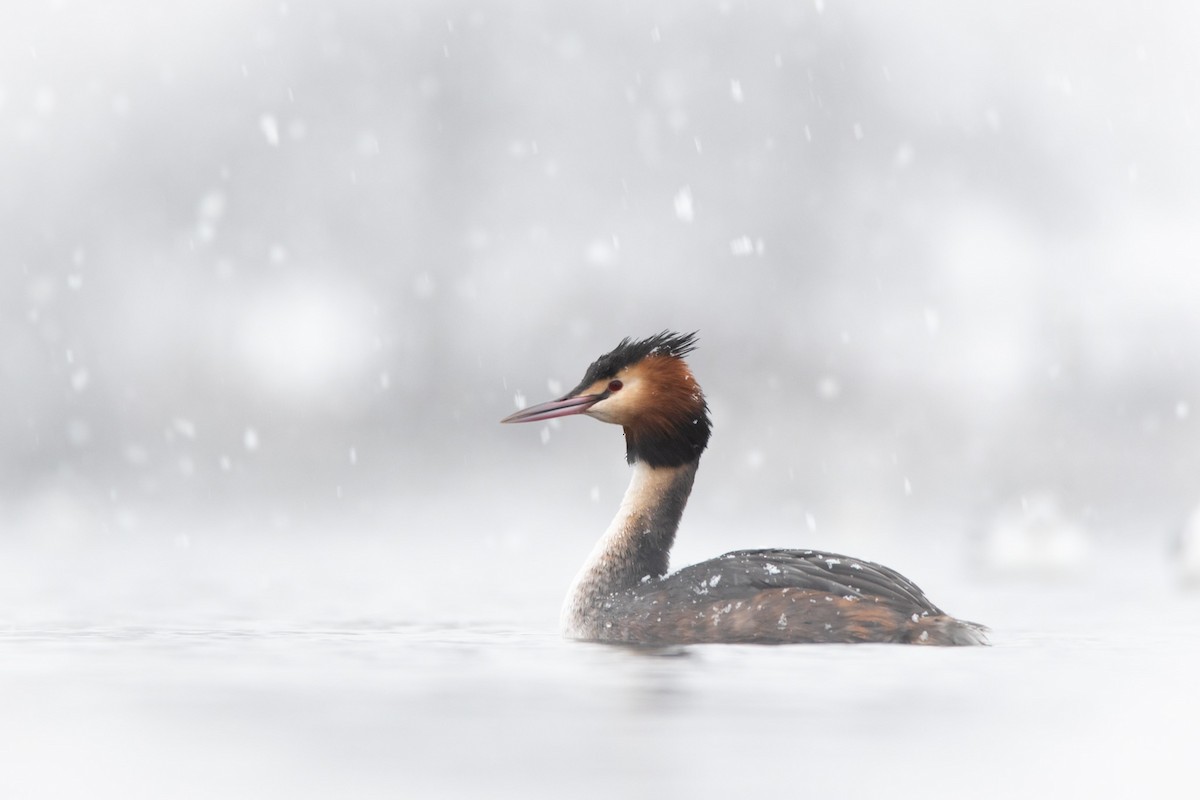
[501, 331, 712, 467]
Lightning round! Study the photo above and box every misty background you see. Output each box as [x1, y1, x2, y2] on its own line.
[4, 0, 1200, 627]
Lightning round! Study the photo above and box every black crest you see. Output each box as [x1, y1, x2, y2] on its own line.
[569, 331, 700, 394]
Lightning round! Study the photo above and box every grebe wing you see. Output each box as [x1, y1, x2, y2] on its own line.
[663, 548, 945, 614]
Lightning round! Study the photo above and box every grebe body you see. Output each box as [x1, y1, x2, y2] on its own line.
[502, 332, 986, 646]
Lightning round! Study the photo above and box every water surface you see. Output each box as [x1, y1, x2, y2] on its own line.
[3, 573, 1197, 800]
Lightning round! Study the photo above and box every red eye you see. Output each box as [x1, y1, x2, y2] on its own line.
[608, 380, 623, 392]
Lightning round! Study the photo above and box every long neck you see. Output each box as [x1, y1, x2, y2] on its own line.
[561, 459, 697, 633]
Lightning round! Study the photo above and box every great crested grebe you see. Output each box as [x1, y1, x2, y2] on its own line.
[502, 331, 987, 645]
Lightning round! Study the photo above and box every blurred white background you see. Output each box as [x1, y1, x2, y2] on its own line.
[4, 0, 1200, 618]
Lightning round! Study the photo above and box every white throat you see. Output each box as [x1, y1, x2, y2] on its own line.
[560, 461, 694, 636]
